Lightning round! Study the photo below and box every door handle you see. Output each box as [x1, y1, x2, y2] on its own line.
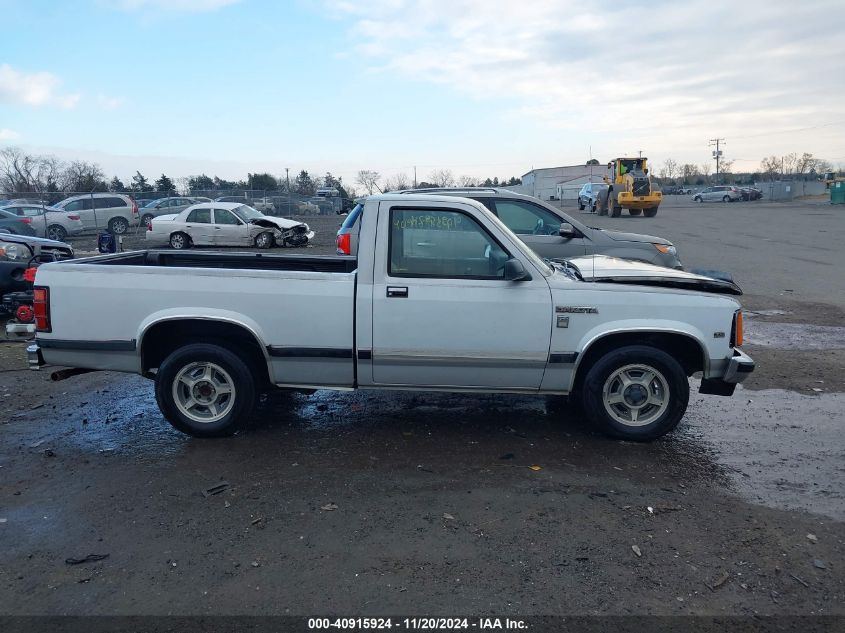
[386, 286, 408, 298]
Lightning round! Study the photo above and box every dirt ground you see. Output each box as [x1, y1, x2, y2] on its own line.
[0, 197, 843, 619]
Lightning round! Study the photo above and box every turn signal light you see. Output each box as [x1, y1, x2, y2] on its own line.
[735, 310, 743, 347]
[23, 267, 37, 283]
[33, 286, 51, 332]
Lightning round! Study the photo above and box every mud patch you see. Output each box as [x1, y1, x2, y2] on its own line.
[744, 321, 845, 350]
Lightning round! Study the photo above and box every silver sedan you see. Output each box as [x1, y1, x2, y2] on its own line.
[0, 205, 84, 241]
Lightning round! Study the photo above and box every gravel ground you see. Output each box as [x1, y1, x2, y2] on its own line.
[0, 197, 843, 618]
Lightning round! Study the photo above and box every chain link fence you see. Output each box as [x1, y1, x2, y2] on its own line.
[0, 189, 356, 217]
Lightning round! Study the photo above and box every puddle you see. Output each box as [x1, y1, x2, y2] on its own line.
[744, 321, 845, 350]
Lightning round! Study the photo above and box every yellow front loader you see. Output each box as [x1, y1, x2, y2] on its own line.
[603, 157, 662, 217]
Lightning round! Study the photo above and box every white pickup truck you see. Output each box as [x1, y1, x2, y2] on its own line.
[27, 194, 754, 441]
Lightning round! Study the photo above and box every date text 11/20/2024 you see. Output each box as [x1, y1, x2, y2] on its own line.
[308, 618, 528, 630]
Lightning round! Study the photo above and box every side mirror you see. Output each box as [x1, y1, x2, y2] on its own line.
[559, 222, 576, 238]
[503, 258, 531, 281]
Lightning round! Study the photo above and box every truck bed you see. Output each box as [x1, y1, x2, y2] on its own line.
[71, 250, 358, 273]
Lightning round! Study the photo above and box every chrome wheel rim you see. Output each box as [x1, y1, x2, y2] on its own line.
[172, 361, 235, 424]
[47, 226, 64, 240]
[171, 234, 185, 248]
[256, 232, 272, 248]
[112, 219, 127, 233]
[602, 363, 670, 427]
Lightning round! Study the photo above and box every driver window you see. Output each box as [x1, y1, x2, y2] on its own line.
[389, 208, 508, 278]
[214, 209, 241, 225]
[494, 200, 562, 235]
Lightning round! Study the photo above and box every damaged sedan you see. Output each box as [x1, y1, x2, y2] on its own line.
[145, 202, 314, 250]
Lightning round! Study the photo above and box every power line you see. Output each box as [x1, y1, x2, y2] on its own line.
[709, 138, 726, 179]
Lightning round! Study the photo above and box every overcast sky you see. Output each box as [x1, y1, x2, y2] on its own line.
[1, 0, 843, 184]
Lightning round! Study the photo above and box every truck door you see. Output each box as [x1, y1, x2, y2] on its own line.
[370, 202, 553, 390]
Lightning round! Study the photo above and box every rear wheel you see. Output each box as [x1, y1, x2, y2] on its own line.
[108, 217, 129, 234]
[170, 232, 190, 249]
[155, 343, 257, 437]
[580, 345, 689, 441]
[694, 196, 703, 203]
[643, 207, 658, 217]
[47, 224, 67, 241]
[142, 213, 155, 227]
[722, 195, 730, 203]
[254, 231, 274, 249]
[629, 209, 642, 216]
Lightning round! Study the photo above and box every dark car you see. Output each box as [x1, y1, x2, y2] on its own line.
[0, 209, 38, 236]
[739, 187, 763, 201]
[0, 232, 74, 301]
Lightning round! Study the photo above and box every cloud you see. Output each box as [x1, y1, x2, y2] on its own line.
[97, 94, 126, 110]
[0, 128, 20, 141]
[326, 0, 845, 163]
[104, 0, 242, 11]
[0, 64, 80, 109]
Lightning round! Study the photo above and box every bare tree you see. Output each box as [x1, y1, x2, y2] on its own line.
[457, 175, 480, 187]
[383, 172, 410, 192]
[428, 169, 455, 188]
[699, 162, 712, 182]
[662, 158, 678, 181]
[356, 170, 382, 195]
[61, 160, 107, 192]
[760, 156, 780, 178]
[782, 152, 798, 175]
[680, 163, 699, 183]
[0, 146, 40, 192]
[719, 159, 734, 175]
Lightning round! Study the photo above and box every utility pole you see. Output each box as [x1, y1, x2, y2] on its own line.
[709, 138, 726, 182]
[285, 167, 290, 212]
[413, 166, 417, 189]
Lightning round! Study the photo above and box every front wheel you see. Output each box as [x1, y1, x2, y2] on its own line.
[580, 345, 689, 441]
[47, 224, 67, 241]
[155, 343, 257, 437]
[694, 196, 703, 203]
[254, 231, 274, 249]
[643, 207, 658, 217]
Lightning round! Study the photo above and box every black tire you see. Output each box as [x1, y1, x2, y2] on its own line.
[579, 345, 689, 441]
[643, 207, 658, 217]
[108, 216, 129, 234]
[578, 199, 585, 210]
[47, 224, 67, 241]
[611, 205, 622, 217]
[722, 195, 730, 203]
[142, 213, 155, 227]
[591, 201, 597, 213]
[694, 196, 703, 203]
[629, 209, 642, 216]
[254, 231, 274, 249]
[170, 232, 190, 249]
[155, 343, 257, 437]
[285, 234, 309, 247]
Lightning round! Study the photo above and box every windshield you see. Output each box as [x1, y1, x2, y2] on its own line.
[476, 203, 552, 276]
[231, 205, 264, 221]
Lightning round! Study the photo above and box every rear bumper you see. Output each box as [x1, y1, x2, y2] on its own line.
[699, 348, 755, 396]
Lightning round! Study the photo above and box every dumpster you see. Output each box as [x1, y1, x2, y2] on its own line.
[831, 181, 845, 205]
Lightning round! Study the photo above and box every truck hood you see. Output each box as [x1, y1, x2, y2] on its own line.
[0, 232, 71, 249]
[564, 255, 742, 295]
[595, 228, 671, 245]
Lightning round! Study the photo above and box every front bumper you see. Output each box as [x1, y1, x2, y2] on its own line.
[699, 348, 755, 396]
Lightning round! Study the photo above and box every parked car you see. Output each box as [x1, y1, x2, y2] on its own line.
[30, 193, 753, 441]
[52, 193, 139, 233]
[0, 198, 47, 208]
[338, 188, 683, 268]
[0, 210, 37, 236]
[577, 183, 609, 211]
[692, 186, 742, 203]
[145, 202, 314, 249]
[0, 204, 84, 241]
[139, 197, 197, 226]
[739, 187, 763, 201]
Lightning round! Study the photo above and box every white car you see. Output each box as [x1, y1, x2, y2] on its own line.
[0, 204, 84, 241]
[52, 193, 139, 234]
[146, 202, 314, 249]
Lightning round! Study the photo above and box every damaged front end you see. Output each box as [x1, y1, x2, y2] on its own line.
[250, 219, 315, 247]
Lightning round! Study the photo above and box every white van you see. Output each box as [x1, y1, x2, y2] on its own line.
[53, 193, 139, 234]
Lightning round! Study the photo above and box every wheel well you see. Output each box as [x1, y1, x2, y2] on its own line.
[573, 332, 705, 390]
[141, 319, 270, 387]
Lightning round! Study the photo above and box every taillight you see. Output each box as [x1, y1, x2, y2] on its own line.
[731, 310, 743, 347]
[33, 286, 51, 332]
[132, 202, 139, 216]
[23, 267, 37, 283]
[336, 232, 351, 255]
[67, 214, 80, 220]
[21, 217, 32, 224]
